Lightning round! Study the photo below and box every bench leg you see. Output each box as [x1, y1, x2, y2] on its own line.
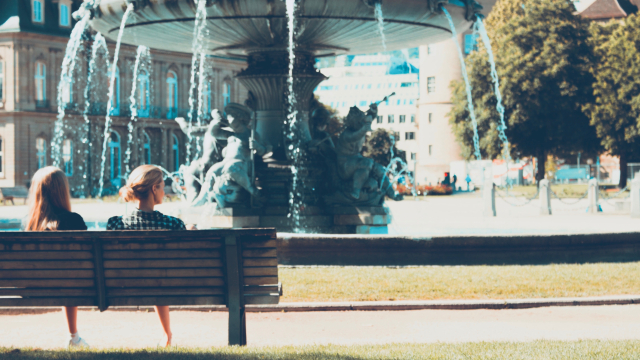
[228, 304, 246, 346]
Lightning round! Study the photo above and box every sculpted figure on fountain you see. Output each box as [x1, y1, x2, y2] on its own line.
[192, 103, 271, 208]
[314, 102, 403, 205]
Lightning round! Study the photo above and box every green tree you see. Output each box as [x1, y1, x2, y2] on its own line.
[362, 128, 406, 168]
[449, 0, 600, 181]
[584, 15, 640, 188]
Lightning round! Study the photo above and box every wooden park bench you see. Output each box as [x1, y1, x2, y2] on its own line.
[0, 228, 279, 345]
[0, 186, 29, 205]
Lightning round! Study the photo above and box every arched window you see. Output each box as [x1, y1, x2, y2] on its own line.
[172, 134, 180, 172]
[0, 137, 4, 176]
[36, 137, 46, 169]
[166, 70, 178, 118]
[109, 66, 120, 116]
[223, 81, 231, 107]
[137, 70, 150, 118]
[59, 2, 70, 27]
[33, 0, 44, 23]
[62, 139, 73, 176]
[35, 61, 46, 106]
[143, 132, 151, 165]
[109, 131, 121, 185]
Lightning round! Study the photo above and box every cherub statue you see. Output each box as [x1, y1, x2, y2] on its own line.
[333, 104, 403, 202]
[192, 103, 272, 208]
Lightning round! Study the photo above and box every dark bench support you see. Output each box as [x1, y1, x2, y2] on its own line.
[225, 235, 246, 346]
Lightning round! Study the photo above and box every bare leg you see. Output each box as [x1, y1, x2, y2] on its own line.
[63, 306, 78, 334]
[155, 305, 172, 347]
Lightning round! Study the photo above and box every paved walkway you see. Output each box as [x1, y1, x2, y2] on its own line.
[1, 305, 639, 349]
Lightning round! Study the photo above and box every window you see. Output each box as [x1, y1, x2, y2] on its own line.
[59, 3, 70, 27]
[172, 134, 180, 172]
[399, 115, 406, 123]
[36, 137, 47, 169]
[223, 82, 231, 107]
[427, 45, 433, 55]
[109, 132, 121, 185]
[464, 34, 478, 55]
[166, 70, 178, 118]
[411, 152, 417, 161]
[0, 61, 3, 102]
[428, 113, 433, 123]
[35, 62, 46, 104]
[427, 77, 435, 93]
[429, 145, 433, 156]
[388, 115, 394, 124]
[405, 132, 415, 140]
[62, 139, 73, 176]
[0, 137, 4, 175]
[359, 101, 367, 106]
[33, 0, 43, 23]
[367, 84, 372, 89]
[400, 82, 413, 88]
[376, 116, 383, 124]
[137, 70, 150, 117]
[203, 82, 212, 116]
[394, 131, 400, 140]
[411, 114, 415, 123]
[109, 66, 120, 116]
[143, 132, 151, 165]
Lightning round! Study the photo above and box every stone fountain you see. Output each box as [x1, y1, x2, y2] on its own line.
[81, 0, 493, 233]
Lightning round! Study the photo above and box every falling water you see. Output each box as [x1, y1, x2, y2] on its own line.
[124, 46, 150, 178]
[285, 0, 304, 232]
[442, 7, 481, 160]
[186, 0, 208, 164]
[476, 18, 511, 163]
[374, 3, 387, 51]
[81, 33, 110, 196]
[195, 52, 208, 159]
[51, 12, 91, 167]
[381, 134, 418, 197]
[98, 3, 134, 197]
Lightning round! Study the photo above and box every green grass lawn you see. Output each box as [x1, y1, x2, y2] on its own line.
[2, 341, 639, 359]
[279, 263, 640, 302]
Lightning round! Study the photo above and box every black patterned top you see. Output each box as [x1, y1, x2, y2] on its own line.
[107, 209, 186, 230]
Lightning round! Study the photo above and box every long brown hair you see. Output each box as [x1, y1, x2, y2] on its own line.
[120, 165, 164, 202]
[25, 166, 72, 231]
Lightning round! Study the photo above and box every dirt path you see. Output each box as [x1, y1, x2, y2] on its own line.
[1, 305, 638, 349]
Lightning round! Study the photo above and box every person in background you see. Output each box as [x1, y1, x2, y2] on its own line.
[107, 165, 195, 347]
[23, 166, 89, 349]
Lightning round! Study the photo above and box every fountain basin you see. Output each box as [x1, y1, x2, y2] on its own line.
[89, 0, 490, 57]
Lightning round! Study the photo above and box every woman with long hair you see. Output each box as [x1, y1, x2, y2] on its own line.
[23, 166, 89, 348]
[107, 164, 192, 347]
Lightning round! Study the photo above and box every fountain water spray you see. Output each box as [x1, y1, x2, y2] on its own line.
[195, 52, 209, 159]
[381, 134, 418, 197]
[98, 3, 134, 197]
[476, 18, 511, 163]
[374, 2, 387, 51]
[186, 0, 209, 164]
[124, 46, 150, 179]
[442, 6, 481, 160]
[81, 33, 110, 196]
[51, 12, 91, 167]
[285, 0, 305, 232]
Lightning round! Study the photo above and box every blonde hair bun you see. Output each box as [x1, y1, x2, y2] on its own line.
[120, 165, 164, 202]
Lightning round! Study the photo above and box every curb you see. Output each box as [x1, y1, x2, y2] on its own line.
[0, 296, 638, 315]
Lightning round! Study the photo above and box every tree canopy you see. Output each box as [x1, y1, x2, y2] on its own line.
[584, 14, 640, 188]
[449, 0, 600, 181]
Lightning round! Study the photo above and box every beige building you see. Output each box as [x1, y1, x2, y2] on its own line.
[0, 0, 247, 195]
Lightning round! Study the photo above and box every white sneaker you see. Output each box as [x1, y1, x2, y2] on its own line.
[67, 337, 89, 349]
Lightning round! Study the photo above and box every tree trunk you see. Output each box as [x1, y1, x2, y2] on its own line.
[536, 149, 546, 183]
[619, 152, 628, 189]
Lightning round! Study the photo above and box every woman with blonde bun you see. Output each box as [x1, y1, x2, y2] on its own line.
[23, 166, 89, 349]
[107, 164, 193, 347]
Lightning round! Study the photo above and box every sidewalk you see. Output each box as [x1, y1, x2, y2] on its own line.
[0, 304, 638, 349]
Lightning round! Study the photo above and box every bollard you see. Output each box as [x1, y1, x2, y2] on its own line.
[631, 177, 640, 218]
[587, 178, 599, 214]
[483, 176, 496, 217]
[539, 179, 552, 215]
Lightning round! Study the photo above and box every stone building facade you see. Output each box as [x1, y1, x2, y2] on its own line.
[0, 0, 248, 195]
